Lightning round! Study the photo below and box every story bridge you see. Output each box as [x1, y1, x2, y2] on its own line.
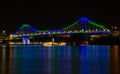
[9, 17, 111, 44]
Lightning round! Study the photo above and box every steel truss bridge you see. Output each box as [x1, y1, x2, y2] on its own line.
[9, 17, 111, 44]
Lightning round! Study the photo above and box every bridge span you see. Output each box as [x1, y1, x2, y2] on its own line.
[7, 17, 111, 44]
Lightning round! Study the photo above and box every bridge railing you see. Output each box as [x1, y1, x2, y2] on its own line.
[10, 29, 111, 38]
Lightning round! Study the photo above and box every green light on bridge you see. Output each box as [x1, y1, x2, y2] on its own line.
[63, 22, 78, 30]
[20, 24, 30, 29]
[88, 21, 108, 30]
[40, 30, 49, 32]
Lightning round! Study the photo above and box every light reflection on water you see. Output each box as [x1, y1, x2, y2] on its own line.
[0, 44, 120, 74]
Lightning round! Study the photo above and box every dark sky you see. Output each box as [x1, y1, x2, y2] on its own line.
[0, 2, 120, 33]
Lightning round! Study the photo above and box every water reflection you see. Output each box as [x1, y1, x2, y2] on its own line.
[0, 44, 120, 74]
[110, 45, 120, 74]
[1, 46, 6, 74]
[80, 45, 110, 74]
[12, 45, 41, 74]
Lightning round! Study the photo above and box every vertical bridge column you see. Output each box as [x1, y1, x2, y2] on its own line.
[22, 36, 30, 44]
[82, 34, 89, 44]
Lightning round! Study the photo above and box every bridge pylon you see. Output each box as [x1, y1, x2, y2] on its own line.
[22, 35, 30, 44]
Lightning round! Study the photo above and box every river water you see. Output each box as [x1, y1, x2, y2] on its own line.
[0, 44, 120, 74]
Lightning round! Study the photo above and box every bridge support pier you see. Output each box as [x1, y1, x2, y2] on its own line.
[22, 36, 30, 44]
[82, 34, 89, 44]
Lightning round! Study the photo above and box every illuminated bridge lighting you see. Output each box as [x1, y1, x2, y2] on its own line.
[10, 17, 111, 39]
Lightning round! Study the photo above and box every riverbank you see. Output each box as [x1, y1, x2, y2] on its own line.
[89, 36, 120, 45]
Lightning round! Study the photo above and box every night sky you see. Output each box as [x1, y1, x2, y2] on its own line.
[0, 2, 120, 34]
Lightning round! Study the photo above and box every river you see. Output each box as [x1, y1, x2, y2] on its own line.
[0, 44, 120, 74]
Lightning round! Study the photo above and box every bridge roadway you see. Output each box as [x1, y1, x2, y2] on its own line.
[10, 29, 110, 38]
[6, 29, 110, 44]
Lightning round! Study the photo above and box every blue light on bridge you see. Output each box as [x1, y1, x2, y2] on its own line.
[77, 17, 89, 23]
[81, 29, 84, 32]
[11, 17, 111, 42]
[81, 17, 89, 21]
